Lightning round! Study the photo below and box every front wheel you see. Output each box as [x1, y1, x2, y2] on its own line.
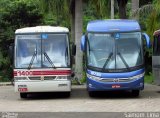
[64, 92, 70, 98]
[88, 91, 96, 97]
[20, 93, 28, 98]
[132, 90, 140, 97]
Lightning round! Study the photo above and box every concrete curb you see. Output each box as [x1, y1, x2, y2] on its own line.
[0, 82, 13, 86]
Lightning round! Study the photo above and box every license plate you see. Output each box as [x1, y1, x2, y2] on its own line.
[18, 88, 28, 92]
[112, 85, 121, 88]
[18, 85, 28, 92]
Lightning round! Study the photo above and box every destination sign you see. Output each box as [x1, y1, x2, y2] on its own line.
[17, 35, 40, 39]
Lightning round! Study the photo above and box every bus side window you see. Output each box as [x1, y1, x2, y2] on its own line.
[153, 35, 160, 56]
[153, 36, 157, 55]
[157, 36, 160, 55]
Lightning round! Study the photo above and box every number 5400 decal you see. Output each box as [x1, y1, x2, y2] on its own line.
[17, 71, 33, 76]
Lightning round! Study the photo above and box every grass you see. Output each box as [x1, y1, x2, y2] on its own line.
[144, 73, 154, 84]
[0, 76, 10, 82]
[0, 71, 11, 82]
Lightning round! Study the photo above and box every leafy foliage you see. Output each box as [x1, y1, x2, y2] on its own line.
[132, 0, 160, 40]
[0, 0, 157, 81]
[38, 0, 70, 27]
[0, 0, 43, 81]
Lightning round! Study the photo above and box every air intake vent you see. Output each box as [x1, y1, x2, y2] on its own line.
[28, 76, 56, 80]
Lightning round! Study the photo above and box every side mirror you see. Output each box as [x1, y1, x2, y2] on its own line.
[72, 44, 76, 56]
[81, 35, 86, 52]
[142, 33, 151, 48]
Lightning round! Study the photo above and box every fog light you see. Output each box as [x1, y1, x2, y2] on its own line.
[140, 82, 143, 87]
[89, 83, 92, 87]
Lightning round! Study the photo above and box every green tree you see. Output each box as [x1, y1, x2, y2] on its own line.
[0, 0, 43, 81]
[89, 0, 110, 18]
[132, 0, 160, 39]
[38, 0, 70, 27]
[117, 0, 128, 19]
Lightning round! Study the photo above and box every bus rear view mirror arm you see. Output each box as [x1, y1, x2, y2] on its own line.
[142, 33, 151, 48]
[72, 44, 76, 56]
[81, 35, 86, 52]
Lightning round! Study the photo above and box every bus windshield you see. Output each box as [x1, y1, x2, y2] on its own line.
[15, 34, 70, 68]
[87, 32, 143, 71]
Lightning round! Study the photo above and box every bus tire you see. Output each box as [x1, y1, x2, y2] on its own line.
[88, 91, 95, 97]
[20, 93, 27, 98]
[64, 92, 70, 97]
[132, 90, 140, 97]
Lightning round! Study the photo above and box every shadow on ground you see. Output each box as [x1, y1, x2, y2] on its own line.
[71, 86, 160, 99]
[72, 88, 140, 99]
[19, 85, 160, 100]
[23, 92, 70, 100]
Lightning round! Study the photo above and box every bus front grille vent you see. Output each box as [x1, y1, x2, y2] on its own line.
[100, 78, 131, 82]
[28, 76, 56, 80]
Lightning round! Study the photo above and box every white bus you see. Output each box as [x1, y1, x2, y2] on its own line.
[13, 26, 74, 98]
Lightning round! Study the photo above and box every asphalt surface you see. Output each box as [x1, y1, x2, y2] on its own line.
[0, 84, 160, 118]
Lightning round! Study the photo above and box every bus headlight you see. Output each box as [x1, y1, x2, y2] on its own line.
[129, 73, 145, 80]
[87, 74, 101, 81]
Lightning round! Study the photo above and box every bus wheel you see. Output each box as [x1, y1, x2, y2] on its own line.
[132, 90, 140, 97]
[64, 92, 70, 97]
[88, 91, 95, 97]
[20, 93, 27, 98]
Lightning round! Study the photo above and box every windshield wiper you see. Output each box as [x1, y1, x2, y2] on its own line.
[102, 52, 113, 71]
[44, 52, 56, 69]
[28, 50, 37, 70]
[117, 52, 130, 70]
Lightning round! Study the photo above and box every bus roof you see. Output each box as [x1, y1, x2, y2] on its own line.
[153, 30, 160, 36]
[87, 19, 141, 32]
[15, 26, 69, 34]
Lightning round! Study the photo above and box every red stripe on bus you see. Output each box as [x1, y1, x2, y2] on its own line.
[14, 70, 71, 76]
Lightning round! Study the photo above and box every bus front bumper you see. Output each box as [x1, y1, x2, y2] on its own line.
[87, 78, 144, 91]
[15, 80, 71, 93]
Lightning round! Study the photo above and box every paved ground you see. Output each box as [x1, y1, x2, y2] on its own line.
[0, 84, 160, 112]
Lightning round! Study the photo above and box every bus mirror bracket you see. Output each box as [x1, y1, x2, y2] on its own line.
[142, 33, 151, 48]
[81, 35, 86, 52]
[72, 43, 76, 56]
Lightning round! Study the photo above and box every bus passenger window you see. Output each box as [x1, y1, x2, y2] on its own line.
[153, 36, 160, 56]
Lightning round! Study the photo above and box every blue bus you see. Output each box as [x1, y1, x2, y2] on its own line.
[81, 20, 150, 97]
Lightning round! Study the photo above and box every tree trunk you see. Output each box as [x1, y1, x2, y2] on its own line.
[111, 0, 114, 19]
[71, 16, 75, 44]
[131, 0, 139, 15]
[117, 0, 128, 19]
[70, 0, 75, 43]
[75, 0, 83, 80]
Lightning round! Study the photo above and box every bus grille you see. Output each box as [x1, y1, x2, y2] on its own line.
[28, 77, 40, 80]
[100, 78, 131, 82]
[28, 76, 56, 80]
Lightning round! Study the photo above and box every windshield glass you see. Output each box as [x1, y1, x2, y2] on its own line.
[15, 34, 70, 68]
[15, 35, 41, 68]
[87, 32, 143, 70]
[42, 34, 70, 68]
